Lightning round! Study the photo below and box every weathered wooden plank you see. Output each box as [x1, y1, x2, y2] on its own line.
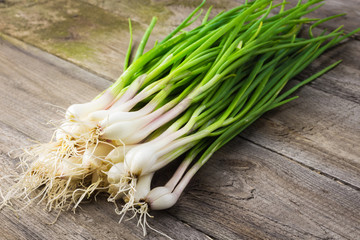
[238, 39, 360, 189]
[2, 0, 357, 82]
[0, 0, 137, 80]
[0, 36, 210, 240]
[302, 0, 360, 35]
[87, 0, 360, 34]
[167, 137, 360, 239]
[83, 0, 243, 30]
[0, 34, 108, 141]
[0, 1, 359, 239]
[296, 39, 360, 104]
[0, 0, 242, 80]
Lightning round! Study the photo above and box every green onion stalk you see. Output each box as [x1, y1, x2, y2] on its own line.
[1, 0, 359, 234]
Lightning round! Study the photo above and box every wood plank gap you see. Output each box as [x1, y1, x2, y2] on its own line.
[239, 135, 360, 193]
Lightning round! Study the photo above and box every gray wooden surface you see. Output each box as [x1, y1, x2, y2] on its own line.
[0, 1, 359, 239]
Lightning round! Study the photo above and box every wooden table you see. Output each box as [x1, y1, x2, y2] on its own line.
[0, 1, 359, 239]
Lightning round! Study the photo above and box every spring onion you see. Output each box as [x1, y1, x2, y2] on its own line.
[1, 0, 359, 235]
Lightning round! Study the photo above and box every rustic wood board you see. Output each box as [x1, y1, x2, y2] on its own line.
[1, 0, 358, 80]
[241, 39, 360, 188]
[0, 0, 359, 239]
[0, 0, 243, 80]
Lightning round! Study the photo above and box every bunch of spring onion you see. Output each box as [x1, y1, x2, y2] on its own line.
[1, 0, 359, 234]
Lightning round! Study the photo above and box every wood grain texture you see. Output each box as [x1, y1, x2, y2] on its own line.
[3, 0, 356, 81]
[0, 0, 359, 239]
[170, 137, 360, 239]
[0, 0, 243, 80]
[0, 36, 210, 240]
[240, 39, 360, 189]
